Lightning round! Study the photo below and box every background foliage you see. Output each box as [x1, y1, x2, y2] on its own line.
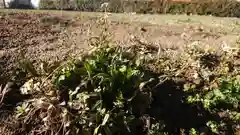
[38, 0, 240, 17]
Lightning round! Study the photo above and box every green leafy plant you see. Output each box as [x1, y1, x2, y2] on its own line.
[186, 76, 240, 134]
[51, 42, 153, 134]
[189, 128, 199, 135]
[188, 76, 240, 111]
[206, 121, 218, 134]
[148, 122, 168, 135]
[15, 103, 30, 119]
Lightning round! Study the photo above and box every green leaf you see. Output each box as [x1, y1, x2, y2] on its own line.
[65, 71, 71, 77]
[58, 75, 65, 82]
[101, 113, 110, 126]
[84, 62, 92, 76]
[126, 68, 139, 79]
[125, 115, 135, 122]
[189, 128, 198, 135]
[94, 125, 100, 135]
[100, 108, 106, 115]
[92, 100, 103, 111]
[119, 65, 127, 73]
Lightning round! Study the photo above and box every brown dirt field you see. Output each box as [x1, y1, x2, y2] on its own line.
[0, 10, 240, 84]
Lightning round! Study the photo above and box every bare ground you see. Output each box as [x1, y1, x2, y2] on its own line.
[0, 9, 240, 83]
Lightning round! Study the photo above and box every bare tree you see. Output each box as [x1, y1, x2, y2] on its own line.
[2, 0, 6, 8]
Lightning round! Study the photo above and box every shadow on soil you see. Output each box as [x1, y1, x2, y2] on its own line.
[148, 79, 219, 134]
[0, 64, 233, 135]
[124, 68, 223, 135]
[128, 68, 224, 135]
[0, 67, 31, 117]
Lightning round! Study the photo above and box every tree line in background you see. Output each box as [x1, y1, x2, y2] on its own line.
[38, 0, 240, 17]
[1, 0, 240, 18]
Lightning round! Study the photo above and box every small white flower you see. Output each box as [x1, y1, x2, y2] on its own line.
[20, 79, 34, 95]
[100, 2, 109, 9]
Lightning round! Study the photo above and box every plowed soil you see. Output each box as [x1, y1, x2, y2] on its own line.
[0, 12, 69, 82]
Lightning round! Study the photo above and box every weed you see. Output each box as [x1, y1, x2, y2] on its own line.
[187, 76, 240, 134]
[189, 128, 199, 135]
[52, 44, 149, 134]
[15, 102, 30, 119]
